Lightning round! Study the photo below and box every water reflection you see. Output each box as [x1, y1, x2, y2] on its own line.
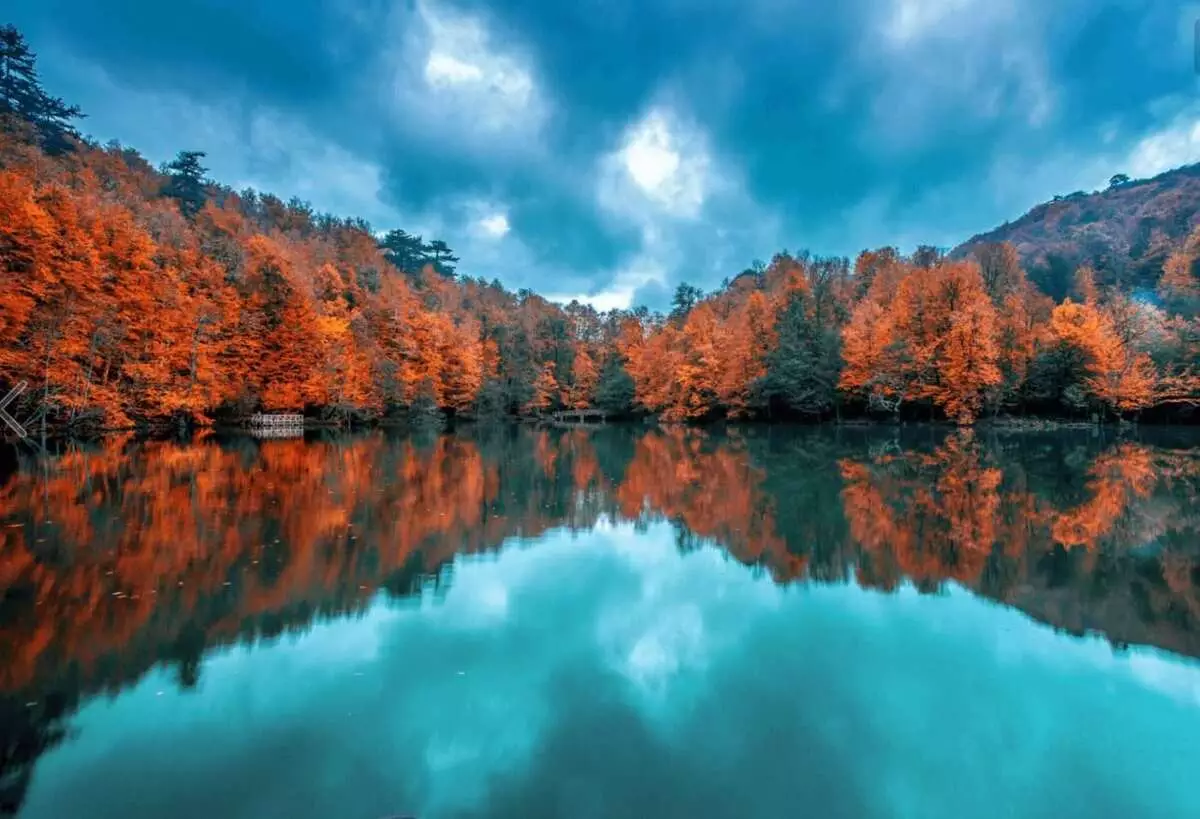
[2, 426, 1199, 817]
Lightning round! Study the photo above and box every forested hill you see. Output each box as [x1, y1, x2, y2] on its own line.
[1, 22, 1199, 430]
[952, 164, 1200, 300]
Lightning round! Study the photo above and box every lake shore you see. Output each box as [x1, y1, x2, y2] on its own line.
[10, 411, 1200, 448]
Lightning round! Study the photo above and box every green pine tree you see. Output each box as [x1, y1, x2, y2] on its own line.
[594, 354, 635, 416]
[0, 24, 84, 153]
[161, 150, 210, 219]
[379, 229, 428, 273]
[425, 239, 459, 279]
[759, 290, 842, 416]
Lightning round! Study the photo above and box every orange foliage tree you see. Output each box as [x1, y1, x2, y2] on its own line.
[4, 27, 1200, 430]
[1049, 299, 1157, 416]
[524, 362, 559, 415]
[841, 259, 1000, 422]
[565, 347, 598, 409]
[1160, 235, 1200, 315]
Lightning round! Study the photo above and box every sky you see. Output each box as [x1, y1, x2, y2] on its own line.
[19, 521, 1200, 819]
[7, 0, 1200, 310]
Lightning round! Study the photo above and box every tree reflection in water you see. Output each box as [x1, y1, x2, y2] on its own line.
[1, 425, 1198, 815]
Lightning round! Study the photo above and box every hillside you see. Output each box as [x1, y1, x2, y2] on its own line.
[2, 21, 1199, 430]
[953, 164, 1200, 299]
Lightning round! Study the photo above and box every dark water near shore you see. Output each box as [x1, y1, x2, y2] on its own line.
[2, 425, 1199, 818]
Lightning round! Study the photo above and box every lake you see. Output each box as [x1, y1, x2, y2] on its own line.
[2, 425, 1199, 819]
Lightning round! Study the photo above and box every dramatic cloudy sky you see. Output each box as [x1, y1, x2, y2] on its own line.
[8, 0, 1199, 309]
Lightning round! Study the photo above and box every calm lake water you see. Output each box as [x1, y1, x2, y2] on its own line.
[2, 425, 1200, 819]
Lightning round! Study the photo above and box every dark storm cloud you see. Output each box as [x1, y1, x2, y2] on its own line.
[6, 0, 1197, 307]
[11, 0, 354, 103]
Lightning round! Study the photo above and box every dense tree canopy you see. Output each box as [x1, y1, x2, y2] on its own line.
[0, 23, 1198, 430]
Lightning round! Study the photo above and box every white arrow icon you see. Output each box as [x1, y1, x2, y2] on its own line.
[0, 381, 29, 439]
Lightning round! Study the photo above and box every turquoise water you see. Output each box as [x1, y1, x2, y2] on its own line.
[3, 427, 1200, 818]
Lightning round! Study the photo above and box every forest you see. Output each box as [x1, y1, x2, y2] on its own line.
[2, 23, 1199, 431]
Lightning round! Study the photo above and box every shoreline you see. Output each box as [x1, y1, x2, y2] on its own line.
[6, 413, 1199, 446]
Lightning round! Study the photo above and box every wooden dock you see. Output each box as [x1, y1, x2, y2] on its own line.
[248, 413, 305, 428]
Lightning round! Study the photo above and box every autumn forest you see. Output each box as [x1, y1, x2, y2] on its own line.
[2, 24, 1200, 431]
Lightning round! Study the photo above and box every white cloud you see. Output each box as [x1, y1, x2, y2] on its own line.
[383, 0, 547, 147]
[410, 195, 573, 292]
[601, 107, 712, 220]
[558, 104, 750, 310]
[45, 54, 403, 229]
[546, 238, 670, 311]
[622, 116, 683, 195]
[808, 190, 955, 258]
[478, 211, 511, 238]
[235, 110, 399, 226]
[835, 96, 1200, 255]
[1125, 109, 1200, 179]
[546, 101, 785, 311]
[424, 51, 486, 85]
[884, 0, 982, 45]
[982, 99, 1200, 216]
[419, 1, 537, 111]
[550, 109, 701, 310]
[862, 0, 1055, 149]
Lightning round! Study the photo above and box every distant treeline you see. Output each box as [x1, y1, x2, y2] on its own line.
[1, 23, 1198, 431]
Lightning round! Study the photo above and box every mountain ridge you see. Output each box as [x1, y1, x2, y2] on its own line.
[951, 163, 1200, 299]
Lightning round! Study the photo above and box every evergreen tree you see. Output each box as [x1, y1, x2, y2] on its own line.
[408, 377, 445, 430]
[670, 282, 703, 323]
[594, 354, 635, 416]
[379, 229, 427, 272]
[0, 24, 84, 152]
[760, 290, 841, 416]
[911, 244, 943, 268]
[425, 239, 459, 279]
[473, 378, 509, 418]
[161, 150, 210, 219]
